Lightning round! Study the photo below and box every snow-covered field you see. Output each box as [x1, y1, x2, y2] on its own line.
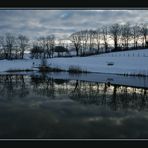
[0, 49, 148, 76]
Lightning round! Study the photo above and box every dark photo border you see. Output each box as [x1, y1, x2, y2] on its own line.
[0, 0, 148, 147]
[0, 0, 147, 7]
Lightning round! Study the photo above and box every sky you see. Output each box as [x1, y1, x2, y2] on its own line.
[0, 9, 148, 40]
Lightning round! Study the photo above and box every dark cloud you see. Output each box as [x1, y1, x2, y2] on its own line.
[0, 10, 147, 39]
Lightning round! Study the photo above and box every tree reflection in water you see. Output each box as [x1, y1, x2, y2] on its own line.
[0, 74, 147, 111]
[0, 74, 148, 138]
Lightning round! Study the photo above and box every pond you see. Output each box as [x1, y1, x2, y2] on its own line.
[0, 72, 148, 139]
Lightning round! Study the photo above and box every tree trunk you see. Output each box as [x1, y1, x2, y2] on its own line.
[76, 47, 79, 56]
[114, 39, 117, 50]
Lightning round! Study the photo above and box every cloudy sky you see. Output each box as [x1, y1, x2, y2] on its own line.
[0, 9, 148, 39]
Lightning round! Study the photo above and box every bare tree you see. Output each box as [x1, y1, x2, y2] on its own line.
[33, 35, 55, 59]
[46, 35, 55, 58]
[69, 32, 81, 56]
[31, 43, 42, 59]
[5, 33, 16, 59]
[88, 30, 96, 53]
[78, 30, 89, 56]
[121, 23, 131, 49]
[0, 36, 5, 57]
[109, 23, 121, 50]
[18, 35, 29, 59]
[94, 28, 101, 53]
[38, 36, 47, 59]
[102, 25, 109, 52]
[131, 24, 141, 49]
[140, 23, 148, 47]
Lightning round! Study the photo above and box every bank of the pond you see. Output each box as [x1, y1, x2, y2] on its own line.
[1, 49, 148, 76]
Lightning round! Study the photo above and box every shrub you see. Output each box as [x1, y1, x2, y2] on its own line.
[39, 65, 64, 72]
[68, 66, 88, 73]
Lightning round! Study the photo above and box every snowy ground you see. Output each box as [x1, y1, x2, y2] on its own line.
[0, 49, 148, 76]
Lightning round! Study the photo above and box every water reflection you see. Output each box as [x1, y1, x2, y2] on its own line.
[0, 74, 148, 138]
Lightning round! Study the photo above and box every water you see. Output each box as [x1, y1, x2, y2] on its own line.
[0, 73, 148, 139]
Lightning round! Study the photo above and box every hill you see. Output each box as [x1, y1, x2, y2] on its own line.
[0, 49, 148, 76]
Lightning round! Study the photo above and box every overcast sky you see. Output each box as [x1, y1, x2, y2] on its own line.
[0, 9, 148, 39]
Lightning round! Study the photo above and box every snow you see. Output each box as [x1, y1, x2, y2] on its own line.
[0, 49, 148, 76]
[0, 59, 40, 72]
[49, 49, 148, 75]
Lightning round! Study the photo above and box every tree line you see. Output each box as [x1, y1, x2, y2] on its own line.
[0, 33, 69, 59]
[70, 23, 148, 56]
[0, 23, 147, 59]
[0, 33, 29, 59]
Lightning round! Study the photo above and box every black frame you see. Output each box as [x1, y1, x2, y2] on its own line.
[0, 0, 148, 146]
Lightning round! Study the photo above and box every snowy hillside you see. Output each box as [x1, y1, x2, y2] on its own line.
[0, 49, 148, 76]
